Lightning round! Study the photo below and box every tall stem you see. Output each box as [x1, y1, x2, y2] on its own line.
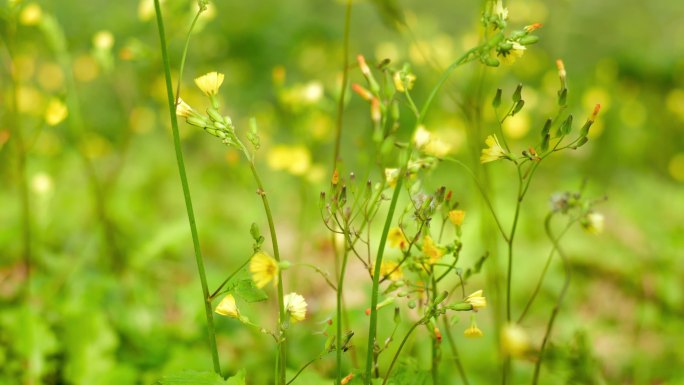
[443, 316, 470, 385]
[336, 244, 350, 384]
[248, 161, 287, 385]
[532, 214, 571, 384]
[381, 321, 422, 385]
[2, 22, 32, 299]
[153, 0, 221, 374]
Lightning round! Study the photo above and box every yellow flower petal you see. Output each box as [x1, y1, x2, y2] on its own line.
[250, 251, 279, 288]
[215, 294, 239, 318]
[194, 71, 224, 96]
[284, 292, 307, 322]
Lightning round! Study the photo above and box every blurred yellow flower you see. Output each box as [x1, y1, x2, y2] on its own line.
[45, 99, 68, 126]
[215, 294, 240, 318]
[388, 227, 408, 250]
[413, 125, 431, 148]
[93, 30, 115, 50]
[384, 168, 400, 187]
[582, 212, 604, 234]
[480, 134, 506, 163]
[464, 290, 487, 310]
[194, 71, 224, 96]
[423, 235, 444, 264]
[393, 71, 416, 93]
[423, 138, 451, 158]
[501, 323, 530, 357]
[494, 0, 508, 21]
[448, 210, 465, 226]
[267, 145, 311, 176]
[250, 251, 279, 288]
[464, 324, 483, 338]
[380, 261, 403, 281]
[284, 292, 307, 322]
[19, 3, 42, 26]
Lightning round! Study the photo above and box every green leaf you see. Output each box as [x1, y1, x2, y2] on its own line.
[158, 369, 246, 385]
[233, 279, 268, 303]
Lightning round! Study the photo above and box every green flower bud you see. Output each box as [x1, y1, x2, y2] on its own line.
[492, 88, 503, 108]
[558, 88, 568, 107]
[187, 116, 208, 128]
[511, 99, 525, 116]
[512, 84, 523, 102]
[519, 35, 539, 45]
[541, 118, 552, 137]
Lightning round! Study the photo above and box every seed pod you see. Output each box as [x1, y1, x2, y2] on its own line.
[557, 88, 568, 107]
[541, 118, 552, 137]
[512, 99, 525, 116]
[557, 114, 573, 136]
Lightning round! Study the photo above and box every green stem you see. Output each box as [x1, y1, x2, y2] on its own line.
[332, 0, 353, 170]
[337, 243, 350, 384]
[209, 256, 252, 301]
[152, 0, 220, 375]
[443, 316, 470, 385]
[174, 10, 203, 105]
[381, 321, 422, 385]
[365, 168, 405, 383]
[248, 161, 287, 385]
[431, 276, 440, 385]
[517, 220, 574, 323]
[2, 23, 32, 297]
[532, 214, 571, 384]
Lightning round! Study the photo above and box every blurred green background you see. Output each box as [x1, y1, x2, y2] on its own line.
[1, 0, 683, 384]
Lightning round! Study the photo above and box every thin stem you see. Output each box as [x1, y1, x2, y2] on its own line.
[209, 256, 252, 301]
[517, 220, 575, 323]
[444, 157, 508, 241]
[153, 0, 220, 374]
[337, 242, 350, 384]
[381, 321, 422, 385]
[532, 214, 571, 384]
[443, 316, 470, 385]
[2, 24, 32, 297]
[430, 276, 440, 385]
[174, 9, 203, 104]
[287, 354, 324, 385]
[332, 0, 353, 170]
[365, 169, 405, 383]
[248, 161, 287, 385]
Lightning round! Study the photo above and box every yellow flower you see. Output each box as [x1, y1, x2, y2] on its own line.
[493, 0, 508, 21]
[19, 3, 42, 26]
[497, 42, 526, 65]
[267, 145, 311, 176]
[480, 134, 507, 163]
[45, 98, 68, 126]
[448, 210, 466, 226]
[215, 294, 240, 318]
[501, 323, 530, 357]
[380, 261, 403, 281]
[423, 139, 451, 158]
[464, 321, 483, 338]
[284, 292, 307, 322]
[175, 98, 195, 118]
[385, 168, 400, 187]
[413, 125, 431, 148]
[388, 227, 408, 250]
[464, 290, 487, 310]
[93, 30, 115, 50]
[582, 212, 604, 234]
[194, 71, 224, 96]
[250, 251, 279, 288]
[423, 235, 444, 264]
[393, 71, 416, 93]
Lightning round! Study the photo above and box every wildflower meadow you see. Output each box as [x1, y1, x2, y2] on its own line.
[1, 0, 683, 384]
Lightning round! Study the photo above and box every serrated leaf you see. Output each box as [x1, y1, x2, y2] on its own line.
[233, 279, 268, 303]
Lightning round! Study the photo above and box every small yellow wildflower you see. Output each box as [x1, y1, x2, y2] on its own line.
[215, 294, 240, 318]
[45, 99, 68, 126]
[501, 323, 530, 357]
[19, 3, 42, 26]
[250, 251, 279, 288]
[494, 0, 508, 21]
[380, 261, 403, 281]
[194, 71, 224, 96]
[464, 323, 483, 338]
[497, 42, 526, 65]
[413, 125, 431, 148]
[175, 98, 195, 118]
[388, 227, 408, 250]
[464, 290, 487, 310]
[385, 168, 400, 187]
[284, 292, 307, 323]
[480, 134, 507, 163]
[423, 235, 444, 264]
[582, 212, 604, 234]
[448, 210, 466, 226]
[393, 71, 416, 93]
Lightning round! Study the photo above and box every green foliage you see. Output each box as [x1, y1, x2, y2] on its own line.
[157, 369, 246, 385]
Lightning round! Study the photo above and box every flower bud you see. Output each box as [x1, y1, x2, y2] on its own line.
[512, 84, 523, 102]
[492, 88, 502, 108]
